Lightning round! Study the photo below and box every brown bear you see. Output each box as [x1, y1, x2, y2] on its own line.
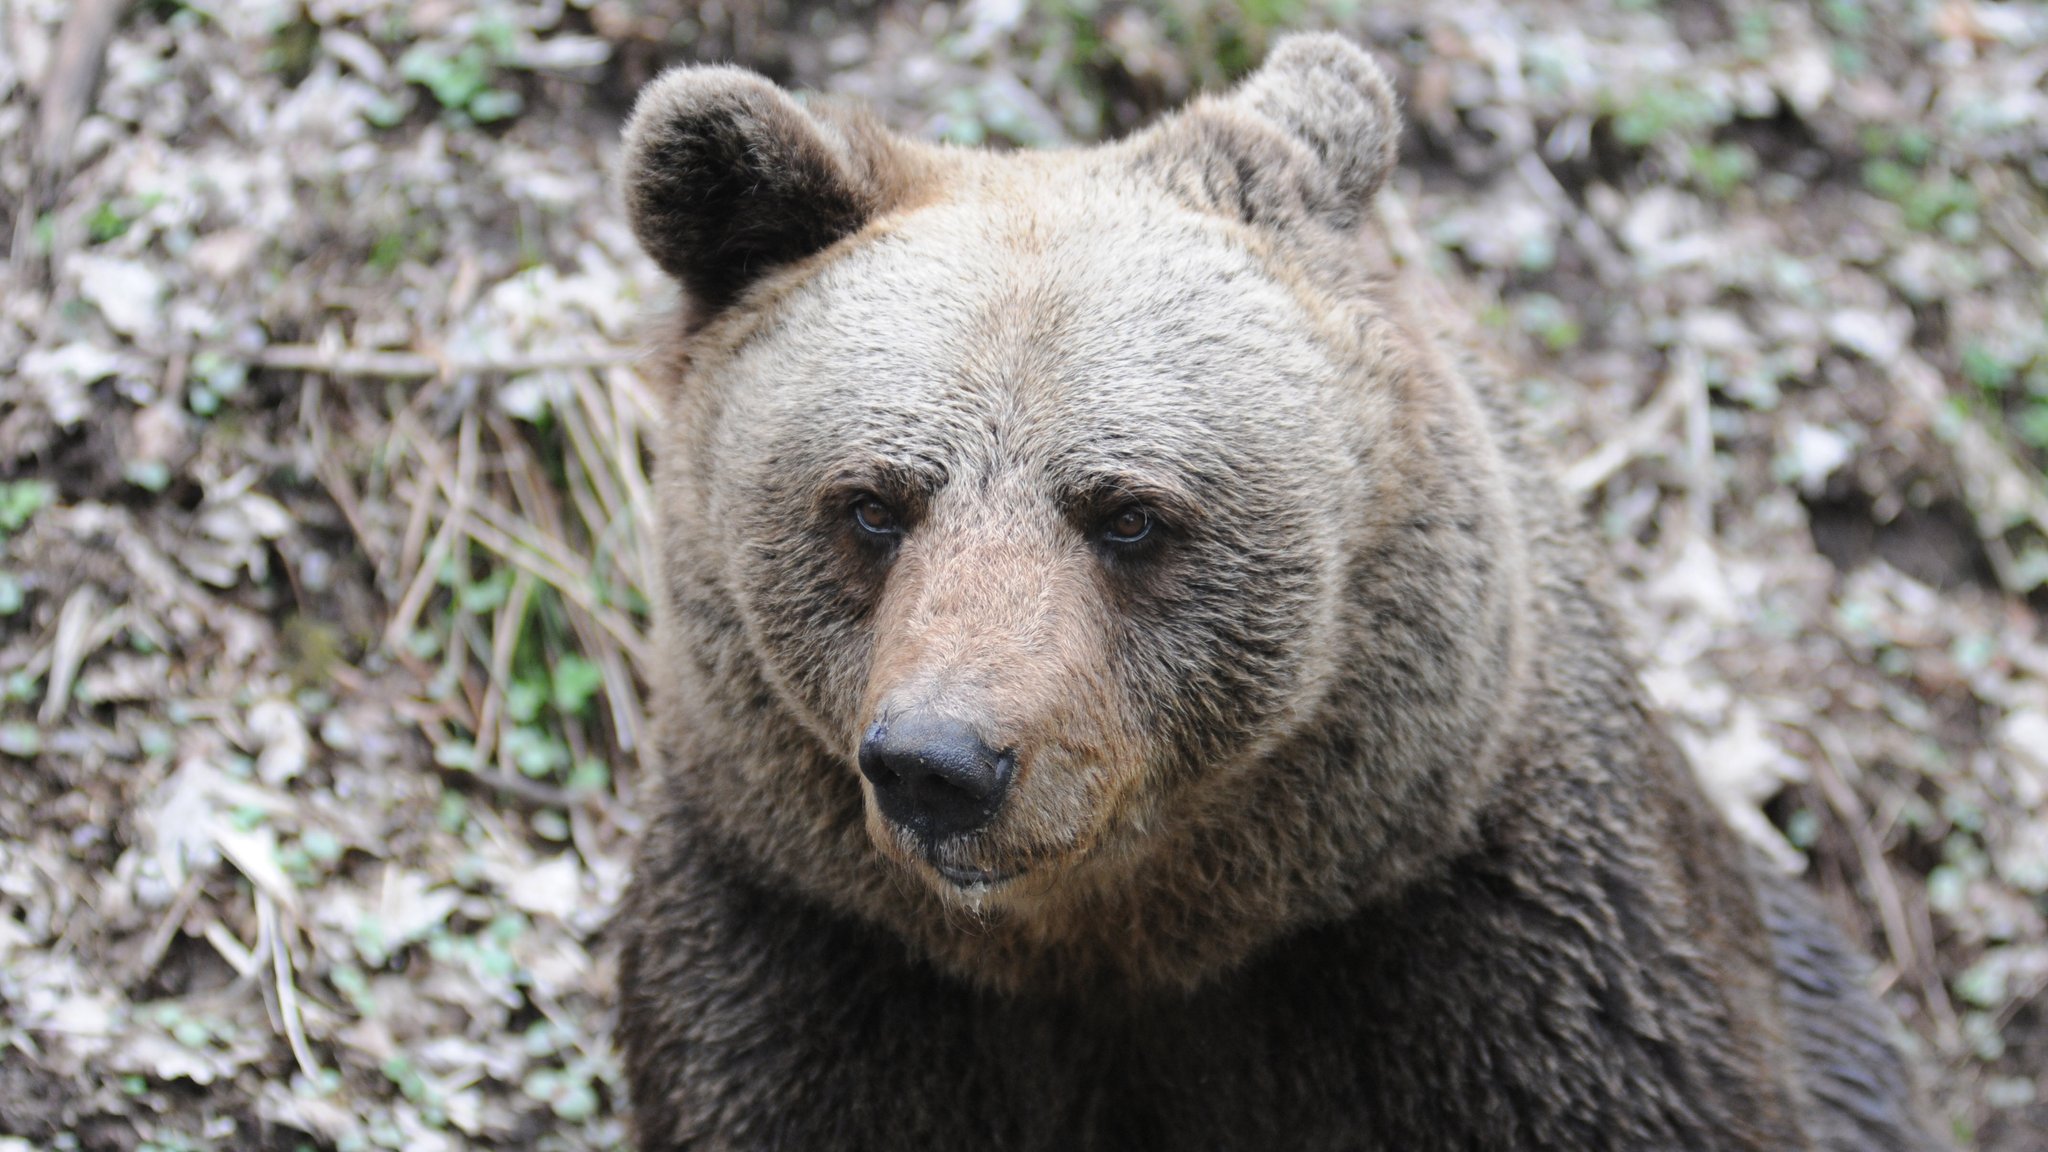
[612, 33, 1943, 1152]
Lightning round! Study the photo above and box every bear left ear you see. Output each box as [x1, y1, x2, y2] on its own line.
[1138, 33, 1400, 230]
[619, 66, 916, 321]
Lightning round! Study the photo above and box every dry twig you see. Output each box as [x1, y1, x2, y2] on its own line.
[1812, 722, 1960, 1050]
[260, 892, 323, 1082]
[40, 584, 105, 726]
[257, 344, 638, 380]
[10, 0, 125, 271]
[1562, 359, 1693, 496]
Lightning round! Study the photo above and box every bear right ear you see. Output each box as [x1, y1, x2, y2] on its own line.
[619, 67, 911, 320]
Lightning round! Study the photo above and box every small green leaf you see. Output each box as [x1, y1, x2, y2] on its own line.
[0, 480, 56, 533]
[364, 92, 413, 129]
[1862, 158, 1915, 200]
[433, 739, 477, 770]
[487, 911, 527, 943]
[459, 568, 512, 613]
[191, 350, 248, 396]
[301, 828, 343, 863]
[0, 723, 42, 758]
[553, 1078, 599, 1121]
[330, 964, 374, 1014]
[437, 790, 468, 833]
[87, 202, 133, 244]
[505, 726, 568, 778]
[521, 1068, 562, 1103]
[531, 809, 570, 841]
[400, 43, 490, 110]
[140, 724, 175, 758]
[523, 1020, 562, 1056]
[467, 88, 523, 123]
[369, 230, 408, 274]
[405, 629, 443, 660]
[567, 758, 610, 794]
[506, 679, 547, 724]
[2015, 403, 2048, 450]
[1954, 958, 2007, 1009]
[551, 656, 603, 716]
[354, 916, 390, 966]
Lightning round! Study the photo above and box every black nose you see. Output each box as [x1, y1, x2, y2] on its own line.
[858, 714, 1014, 842]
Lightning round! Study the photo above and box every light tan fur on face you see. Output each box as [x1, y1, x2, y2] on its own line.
[857, 477, 1146, 891]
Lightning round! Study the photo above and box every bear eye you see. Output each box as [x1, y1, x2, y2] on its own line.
[1103, 506, 1152, 545]
[852, 496, 901, 536]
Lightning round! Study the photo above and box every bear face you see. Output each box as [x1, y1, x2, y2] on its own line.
[718, 203, 1350, 865]
[625, 39, 1532, 992]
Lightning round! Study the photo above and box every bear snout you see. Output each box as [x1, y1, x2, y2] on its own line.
[858, 712, 1017, 846]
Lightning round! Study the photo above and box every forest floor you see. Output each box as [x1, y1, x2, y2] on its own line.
[2, 1, 2046, 1149]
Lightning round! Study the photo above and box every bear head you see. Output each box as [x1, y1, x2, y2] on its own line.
[622, 34, 1532, 993]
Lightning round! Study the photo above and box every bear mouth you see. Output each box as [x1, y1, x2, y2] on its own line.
[929, 859, 1027, 891]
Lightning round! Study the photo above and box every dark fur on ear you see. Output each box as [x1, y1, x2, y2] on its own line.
[1136, 33, 1399, 229]
[619, 66, 909, 318]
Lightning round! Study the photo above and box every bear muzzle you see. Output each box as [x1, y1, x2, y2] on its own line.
[858, 712, 1017, 849]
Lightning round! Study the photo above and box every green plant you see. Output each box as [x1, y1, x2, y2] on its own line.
[0, 480, 55, 534]
[87, 202, 131, 244]
[85, 192, 165, 244]
[186, 351, 248, 417]
[367, 230, 407, 273]
[396, 18, 523, 124]
[0, 723, 41, 758]
[1688, 142, 1757, 199]
[1862, 127, 1980, 236]
[1610, 82, 1729, 149]
[266, 13, 321, 84]
[123, 460, 172, 492]
[1958, 340, 2048, 454]
[1820, 0, 1869, 36]
[1514, 293, 1582, 352]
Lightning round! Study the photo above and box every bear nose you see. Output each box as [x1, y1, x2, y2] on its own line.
[858, 714, 1015, 842]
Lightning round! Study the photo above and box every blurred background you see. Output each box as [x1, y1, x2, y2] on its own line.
[2, 0, 2045, 1148]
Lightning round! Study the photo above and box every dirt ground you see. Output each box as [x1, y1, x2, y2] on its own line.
[2, 1, 2046, 1148]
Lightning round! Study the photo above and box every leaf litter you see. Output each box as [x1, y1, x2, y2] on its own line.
[1, 0, 2045, 1148]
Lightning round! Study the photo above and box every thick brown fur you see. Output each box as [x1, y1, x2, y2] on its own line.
[613, 34, 1944, 1152]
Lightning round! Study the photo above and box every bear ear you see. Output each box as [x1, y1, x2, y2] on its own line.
[1139, 33, 1400, 229]
[619, 66, 908, 319]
